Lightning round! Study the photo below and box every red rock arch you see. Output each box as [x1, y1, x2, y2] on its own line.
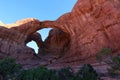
[0, 0, 120, 68]
[10, 18, 72, 58]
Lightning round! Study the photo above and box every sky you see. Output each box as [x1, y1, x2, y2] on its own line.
[0, 0, 77, 53]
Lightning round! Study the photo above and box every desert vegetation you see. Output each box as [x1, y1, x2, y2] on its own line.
[1, 48, 120, 80]
[0, 57, 98, 80]
[96, 48, 120, 78]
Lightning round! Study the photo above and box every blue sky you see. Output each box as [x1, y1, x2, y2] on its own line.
[0, 0, 77, 53]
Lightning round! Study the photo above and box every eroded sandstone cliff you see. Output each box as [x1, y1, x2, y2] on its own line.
[0, 0, 120, 69]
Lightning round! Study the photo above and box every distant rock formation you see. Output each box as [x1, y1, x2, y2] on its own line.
[0, 0, 120, 69]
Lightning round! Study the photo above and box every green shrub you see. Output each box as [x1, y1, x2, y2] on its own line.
[0, 58, 99, 80]
[17, 66, 58, 80]
[96, 48, 120, 77]
[75, 64, 98, 80]
[107, 55, 120, 77]
[0, 57, 22, 80]
[96, 48, 112, 63]
[57, 67, 74, 80]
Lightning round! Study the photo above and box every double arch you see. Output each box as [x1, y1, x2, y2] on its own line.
[23, 19, 71, 57]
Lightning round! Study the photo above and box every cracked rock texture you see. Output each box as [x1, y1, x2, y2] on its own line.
[0, 0, 120, 69]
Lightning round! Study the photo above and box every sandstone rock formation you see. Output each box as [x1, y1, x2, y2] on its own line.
[0, 0, 120, 69]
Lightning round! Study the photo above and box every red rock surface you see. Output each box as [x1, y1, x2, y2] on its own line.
[0, 0, 120, 71]
[42, 0, 120, 67]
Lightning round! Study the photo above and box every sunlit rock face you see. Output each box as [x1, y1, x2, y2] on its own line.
[0, 0, 120, 68]
[42, 0, 120, 67]
[0, 18, 42, 67]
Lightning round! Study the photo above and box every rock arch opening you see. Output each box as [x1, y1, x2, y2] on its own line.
[25, 32, 43, 54]
[27, 41, 39, 54]
[38, 28, 71, 58]
[25, 25, 71, 58]
[38, 28, 52, 41]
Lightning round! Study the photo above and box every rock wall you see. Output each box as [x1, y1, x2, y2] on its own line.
[0, 0, 120, 68]
[43, 0, 120, 67]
